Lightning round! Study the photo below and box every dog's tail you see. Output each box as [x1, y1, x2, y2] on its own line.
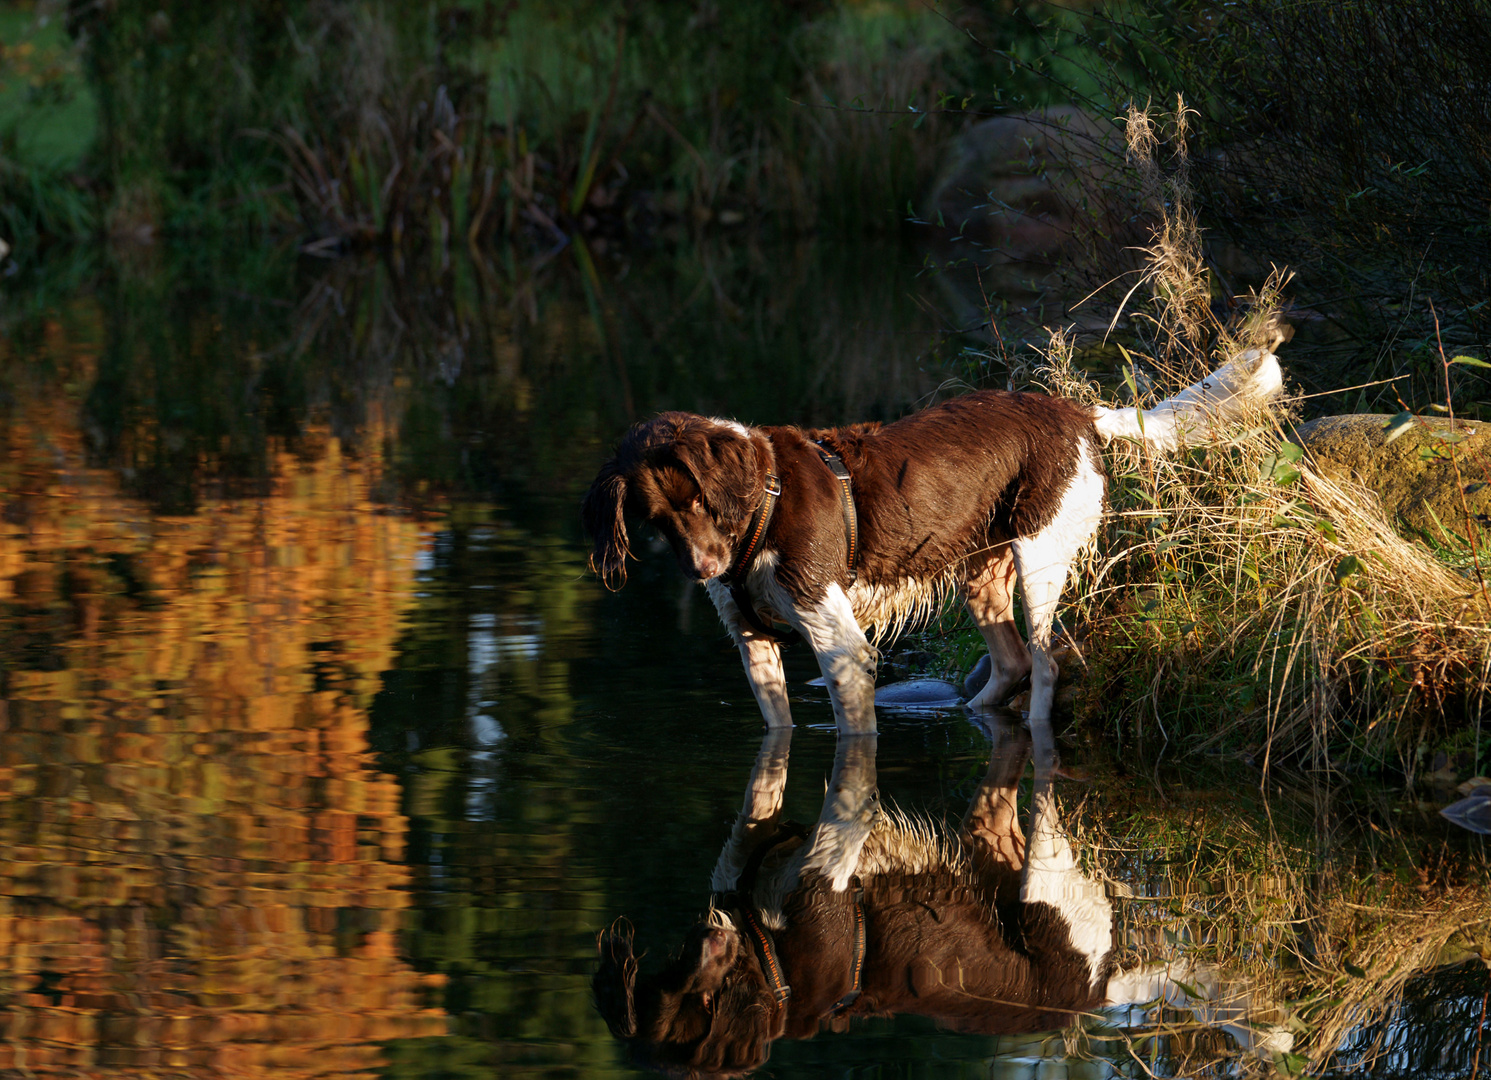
[1090, 348, 1284, 451]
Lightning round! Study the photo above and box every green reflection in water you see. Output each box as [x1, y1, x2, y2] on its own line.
[1, 232, 959, 1077]
[378, 508, 622, 1078]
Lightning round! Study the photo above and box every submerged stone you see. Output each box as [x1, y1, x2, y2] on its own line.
[873, 678, 963, 711]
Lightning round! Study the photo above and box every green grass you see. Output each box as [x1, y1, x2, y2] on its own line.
[461, 0, 973, 232]
[0, 0, 1167, 244]
[0, 3, 99, 250]
[0, 3, 96, 171]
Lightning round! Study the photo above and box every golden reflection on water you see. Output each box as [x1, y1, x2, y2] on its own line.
[0, 312, 446, 1074]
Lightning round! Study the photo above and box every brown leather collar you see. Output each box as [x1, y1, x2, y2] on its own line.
[814, 446, 859, 584]
[831, 879, 866, 1015]
[713, 823, 803, 1004]
[722, 472, 781, 586]
[721, 472, 787, 641]
[719, 445, 859, 642]
[713, 824, 866, 1015]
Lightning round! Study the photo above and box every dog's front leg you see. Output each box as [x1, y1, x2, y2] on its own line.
[711, 727, 793, 893]
[706, 580, 794, 727]
[794, 583, 878, 735]
[801, 731, 878, 892]
[739, 637, 793, 728]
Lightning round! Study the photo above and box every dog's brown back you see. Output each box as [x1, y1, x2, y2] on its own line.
[800, 390, 1100, 593]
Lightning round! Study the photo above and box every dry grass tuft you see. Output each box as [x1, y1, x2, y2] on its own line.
[1302, 887, 1490, 1070]
[1072, 421, 1491, 770]
[1022, 103, 1491, 772]
[1124, 100, 1212, 363]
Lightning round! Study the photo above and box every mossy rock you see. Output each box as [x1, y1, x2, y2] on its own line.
[1294, 414, 1491, 539]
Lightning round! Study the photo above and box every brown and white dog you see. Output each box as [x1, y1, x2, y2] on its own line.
[593, 718, 1294, 1074]
[583, 351, 1283, 733]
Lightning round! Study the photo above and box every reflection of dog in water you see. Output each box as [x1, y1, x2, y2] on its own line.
[594, 719, 1107, 1074]
[594, 719, 1292, 1075]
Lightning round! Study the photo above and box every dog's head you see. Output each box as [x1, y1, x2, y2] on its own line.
[594, 914, 785, 1076]
[582, 414, 768, 589]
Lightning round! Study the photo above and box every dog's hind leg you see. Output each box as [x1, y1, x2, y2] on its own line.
[1021, 715, 1112, 989]
[1025, 716, 1109, 984]
[793, 583, 878, 735]
[962, 545, 1032, 709]
[962, 717, 1031, 872]
[1009, 545, 1071, 726]
[1010, 439, 1105, 724]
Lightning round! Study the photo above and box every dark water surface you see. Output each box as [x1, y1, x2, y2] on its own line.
[1, 240, 1487, 1078]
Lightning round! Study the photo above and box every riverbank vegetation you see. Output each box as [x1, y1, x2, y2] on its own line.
[0, 0, 1017, 252]
[1054, 389, 1491, 777]
[927, 105, 1491, 779]
[2, 1, 1481, 349]
[4, 1, 1482, 396]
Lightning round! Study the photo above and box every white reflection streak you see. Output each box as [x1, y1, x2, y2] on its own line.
[465, 611, 531, 820]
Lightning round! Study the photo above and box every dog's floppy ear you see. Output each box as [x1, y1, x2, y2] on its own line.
[582, 459, 631, 590]
[672, 423, 762, 528]
[593, 919, 641, 1038]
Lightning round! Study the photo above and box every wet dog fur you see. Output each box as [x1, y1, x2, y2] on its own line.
[593, 717, 1296, 1075]
[582, 352, 1283, 733]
